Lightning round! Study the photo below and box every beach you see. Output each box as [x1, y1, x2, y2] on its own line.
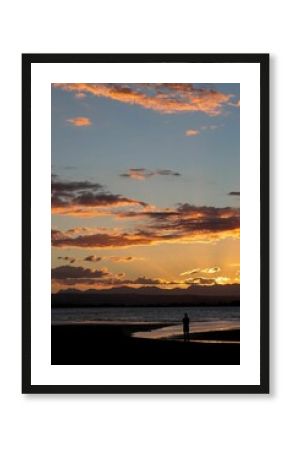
[51, 322, 240, 365]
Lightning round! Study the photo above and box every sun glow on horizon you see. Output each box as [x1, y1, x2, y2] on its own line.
[51, 83, 240, 293]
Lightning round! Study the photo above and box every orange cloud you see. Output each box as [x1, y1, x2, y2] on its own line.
[52, 177, 240, 248]
[180, 266, 221, 276]
[51, 265, 111, 281]
[186, 277, 216, 286]
[52, 229, 155, 249]
[118, 204, 240, 229]
[51, 264, 168, 288]
[185, 129, 200, 136]
[52, 226, 239, 250]
[183, 276, 234, 286]
[109, 256, 144, 262]
[57, 256, 76, 264]
[52, 203, 240, 249]
[180, 268, 200, 276]
[51, 265, 131, 288]
[66, 116, 92, 127]
[52, 273, 239, 292]
[54, 83, 233, 116]
[51, 206, 113, 217]
[120, 168, 181, 180]
[214, 276, 231, 285]
[201, 267, 221, 274]
[232, 99, 240, 107]
[52, 176, 148, 217]
[75, 92, 86, 99]
[84, 255, 103, 262]
[122, 169, 147, 180]
[83, 255, 143, 263]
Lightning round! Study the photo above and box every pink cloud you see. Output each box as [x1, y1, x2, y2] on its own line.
[185, 129, 200, 136]
[66, 117, 92, 127]
[54, 83, 233, 116]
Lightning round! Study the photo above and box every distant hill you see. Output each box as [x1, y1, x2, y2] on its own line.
[52, 284, 240, 308]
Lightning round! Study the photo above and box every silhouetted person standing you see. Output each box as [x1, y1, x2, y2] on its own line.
[182, 313, 190, 342]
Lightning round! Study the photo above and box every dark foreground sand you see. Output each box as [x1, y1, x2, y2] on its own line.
[52, 323, 240, 365]
[176, 329, 240, 342]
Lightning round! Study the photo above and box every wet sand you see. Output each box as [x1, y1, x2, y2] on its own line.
[51, 323, 240, 365]
[133, 321, 240, 340]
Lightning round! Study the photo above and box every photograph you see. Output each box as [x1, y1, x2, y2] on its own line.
[51, 81, 241, 366]
[22, 54, 269, 393]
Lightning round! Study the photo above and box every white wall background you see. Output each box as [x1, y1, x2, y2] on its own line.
[0, 1, 285, 449]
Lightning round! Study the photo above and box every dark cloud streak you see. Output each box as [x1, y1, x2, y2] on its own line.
[51, 176, 148, 215]
[120, 168, 181, 180]
[51, 203, 239, 249]
[52, 265, 110, 280]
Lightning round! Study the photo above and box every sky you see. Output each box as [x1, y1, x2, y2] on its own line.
[51, 83, 240, 293]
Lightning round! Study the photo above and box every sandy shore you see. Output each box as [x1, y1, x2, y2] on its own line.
[51, 322, 240, 365]
[133, 321, 239, 340]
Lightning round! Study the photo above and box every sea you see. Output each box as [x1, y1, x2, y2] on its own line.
[52, 305, 240, 339]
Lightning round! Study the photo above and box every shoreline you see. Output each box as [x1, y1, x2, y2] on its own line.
[51, 322, 240, 365]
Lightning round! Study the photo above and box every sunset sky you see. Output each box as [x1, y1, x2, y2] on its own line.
[51, 83, 240, 293]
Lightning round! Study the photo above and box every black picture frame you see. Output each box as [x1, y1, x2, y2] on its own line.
[22, 53, 269, 394]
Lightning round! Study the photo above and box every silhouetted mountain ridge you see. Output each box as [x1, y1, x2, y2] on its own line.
[52, 284, 240, 307]
[58, 283, 239, 296]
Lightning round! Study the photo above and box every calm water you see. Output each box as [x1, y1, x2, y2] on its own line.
[52, 306, 240, 341]
[52, 305, 240, 326]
